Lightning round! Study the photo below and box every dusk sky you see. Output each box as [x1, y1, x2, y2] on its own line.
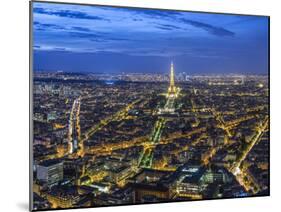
[33, 2, 269, 74]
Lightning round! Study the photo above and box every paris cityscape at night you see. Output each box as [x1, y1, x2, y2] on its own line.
[31, 2, 269, 210]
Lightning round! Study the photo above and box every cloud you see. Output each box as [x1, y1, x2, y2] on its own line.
[33, 7, 109, 21]
[53, 47, 67, 51]
[71, 26, 91, 32]
[107, 37, 133, 41]
[68, 31, 103, 39]
[68, 31, 133, 43]
[155, 23, 182, 31]
[112, 7, 234, 37]
[133, 9, 182, 19]
[107, 7, 182, 20]
[156, 26, 174, 31]
[180, 18, 235, 37]
[34, 21, 94, 34]
[34, 21, 65, 31]
[89, 38, 108, 42]
[133, 18, 143, 22]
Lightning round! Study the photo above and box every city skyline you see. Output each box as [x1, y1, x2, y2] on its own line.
[33, 2, 269, 74]
[32, 61, 269, 210]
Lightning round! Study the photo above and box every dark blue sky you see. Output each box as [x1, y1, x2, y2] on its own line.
[33, 2, 269, 74]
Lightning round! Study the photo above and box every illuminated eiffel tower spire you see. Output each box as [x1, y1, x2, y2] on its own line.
[168, 61, 176, 94]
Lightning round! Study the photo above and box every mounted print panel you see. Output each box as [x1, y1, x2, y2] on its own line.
[30, 1, 269, 211]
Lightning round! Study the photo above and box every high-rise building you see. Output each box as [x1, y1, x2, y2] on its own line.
[37, 159, 64, 186]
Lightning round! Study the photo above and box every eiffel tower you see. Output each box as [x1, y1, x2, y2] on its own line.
[168, 61, 176, 96]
